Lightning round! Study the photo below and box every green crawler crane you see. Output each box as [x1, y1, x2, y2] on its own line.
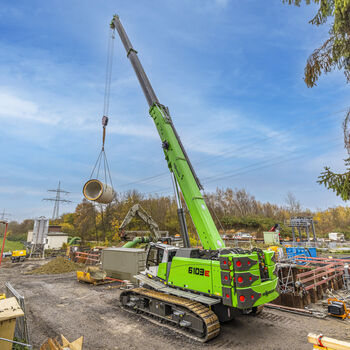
[110, 15, 279, 342]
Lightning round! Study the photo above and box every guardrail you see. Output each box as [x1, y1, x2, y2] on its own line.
[5, 282, 30, 345]
[74, 251, 101, 264]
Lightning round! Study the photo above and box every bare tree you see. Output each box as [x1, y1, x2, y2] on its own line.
[285, 192, 301, 214]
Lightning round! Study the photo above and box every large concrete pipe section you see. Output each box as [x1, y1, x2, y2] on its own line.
[83, 179, 115, 204]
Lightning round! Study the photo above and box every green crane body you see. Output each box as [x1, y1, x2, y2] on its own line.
[111, 14, 278, 317]
[150, 105, 224, 250]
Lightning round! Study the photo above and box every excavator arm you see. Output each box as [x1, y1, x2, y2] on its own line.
[111, 15, 225, 250]
[119, 204, 160, 239]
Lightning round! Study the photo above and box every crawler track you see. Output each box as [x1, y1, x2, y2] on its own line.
[120, 287, 220, 342]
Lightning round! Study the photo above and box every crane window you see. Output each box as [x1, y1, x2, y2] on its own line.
[147, 246, 164, 267]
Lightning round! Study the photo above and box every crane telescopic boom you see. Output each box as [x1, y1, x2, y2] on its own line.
[111, 15, 225, 250]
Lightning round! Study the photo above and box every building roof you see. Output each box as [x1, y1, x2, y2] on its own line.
[47, 232, 68, 237]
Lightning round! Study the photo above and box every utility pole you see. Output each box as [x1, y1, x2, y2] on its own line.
[0, 210, 10, 222]
[43, 181, 72, 220]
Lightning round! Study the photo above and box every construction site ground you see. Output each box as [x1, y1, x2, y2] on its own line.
[1, 260, 350, 350]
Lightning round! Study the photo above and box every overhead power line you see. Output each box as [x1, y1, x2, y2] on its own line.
[115, 108, 346, 190]
[43, 181, 72, 220]
[0, 209, 11, 222]
[139, 137, 342, 196]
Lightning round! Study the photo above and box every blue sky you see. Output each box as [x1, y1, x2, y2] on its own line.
[0, 0, 349, 221]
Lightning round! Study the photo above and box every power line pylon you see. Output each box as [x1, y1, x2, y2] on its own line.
[43, 181, 72, 220]
[0, 209, 11, 221]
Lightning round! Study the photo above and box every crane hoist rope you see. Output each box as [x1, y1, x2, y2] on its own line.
[90, 28, 115, 187]
[83, 29, 115, 204]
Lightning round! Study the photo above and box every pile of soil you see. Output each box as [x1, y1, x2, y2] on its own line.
[29, 257, 83, 275]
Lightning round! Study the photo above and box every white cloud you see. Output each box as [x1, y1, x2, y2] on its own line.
[0, 89, 158, 141]
[0, 185, 44, 197]
[0, 91, 56, 125]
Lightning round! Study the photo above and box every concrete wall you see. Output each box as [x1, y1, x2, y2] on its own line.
[44, 235, 68, 250]
[27, 231, 33, 243]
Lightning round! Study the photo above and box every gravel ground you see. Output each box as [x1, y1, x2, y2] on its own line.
[1, 260, 350, 350]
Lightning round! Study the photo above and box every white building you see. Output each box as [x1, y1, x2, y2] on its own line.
[44, 232, 68, 250]
[27, 225, 68, 250]
[328, 232, 345, 242]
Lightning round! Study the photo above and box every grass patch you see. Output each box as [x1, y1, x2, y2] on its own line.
[1, 240, 25, 252]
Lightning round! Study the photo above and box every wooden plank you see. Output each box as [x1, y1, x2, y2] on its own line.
[297, 266, 344, 281]
[308, 333, 350, 350]
[299, 269, 337, 284]
[0, 297, 24, 322]
[265, 303, 312, 314]
[304, 272, 344, 291]
[296, 264, 337, 279]
[40, 338, 61, 350]
[296, 256, 350, 264]
[61, 335, 83, 350]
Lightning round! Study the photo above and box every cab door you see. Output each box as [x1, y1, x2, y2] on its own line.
[146, 245, 165, 277]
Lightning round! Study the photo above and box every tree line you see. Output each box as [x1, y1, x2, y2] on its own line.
[3, 188, 350, 243]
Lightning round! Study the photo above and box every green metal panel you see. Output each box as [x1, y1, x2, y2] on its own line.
[167, 257, 213, 294]
[235, 269, 261, 287]
[245, 276, 279, 307]
[267, 264, 277, 279]
[211, 261, 223, 297]
[221, 252, 259, 272]
[157, 262, 167, 280]
[264, 250, 275, 265]
[149, 105, 225, 251]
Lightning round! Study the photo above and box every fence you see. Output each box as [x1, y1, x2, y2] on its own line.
[5, 282, 30, 345]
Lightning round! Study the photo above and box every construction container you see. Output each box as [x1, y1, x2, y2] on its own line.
[101, 247, 146, 283]
[0, 297, 24, 350]
[263, 231, 280, 245]
[285, 247, 317, 264]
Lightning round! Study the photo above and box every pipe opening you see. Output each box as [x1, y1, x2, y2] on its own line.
[83, 180, 103, 200]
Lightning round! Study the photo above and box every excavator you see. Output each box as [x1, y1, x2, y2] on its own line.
[109, 15, 279, 342]
[119, 203, 179, 247]
[119, 203, 165, 241]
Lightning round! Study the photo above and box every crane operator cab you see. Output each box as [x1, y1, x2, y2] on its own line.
[145, 242, 178, 279]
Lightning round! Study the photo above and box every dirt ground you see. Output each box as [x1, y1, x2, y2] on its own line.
[1, 260, 350, 350]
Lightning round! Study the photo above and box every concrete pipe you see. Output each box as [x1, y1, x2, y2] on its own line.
[83, 179, 115, 204]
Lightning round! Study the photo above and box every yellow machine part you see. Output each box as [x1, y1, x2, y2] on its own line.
[12, 250, 26, 257]
[0, 294, 5, 300]
[327, 298, 350, 320]
[76, 271, 97, 284]
[76, 267, 106, 284]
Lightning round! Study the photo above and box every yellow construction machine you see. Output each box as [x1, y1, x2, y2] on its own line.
[11, 250, 27, 263]
[76, 266, 107, 285]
